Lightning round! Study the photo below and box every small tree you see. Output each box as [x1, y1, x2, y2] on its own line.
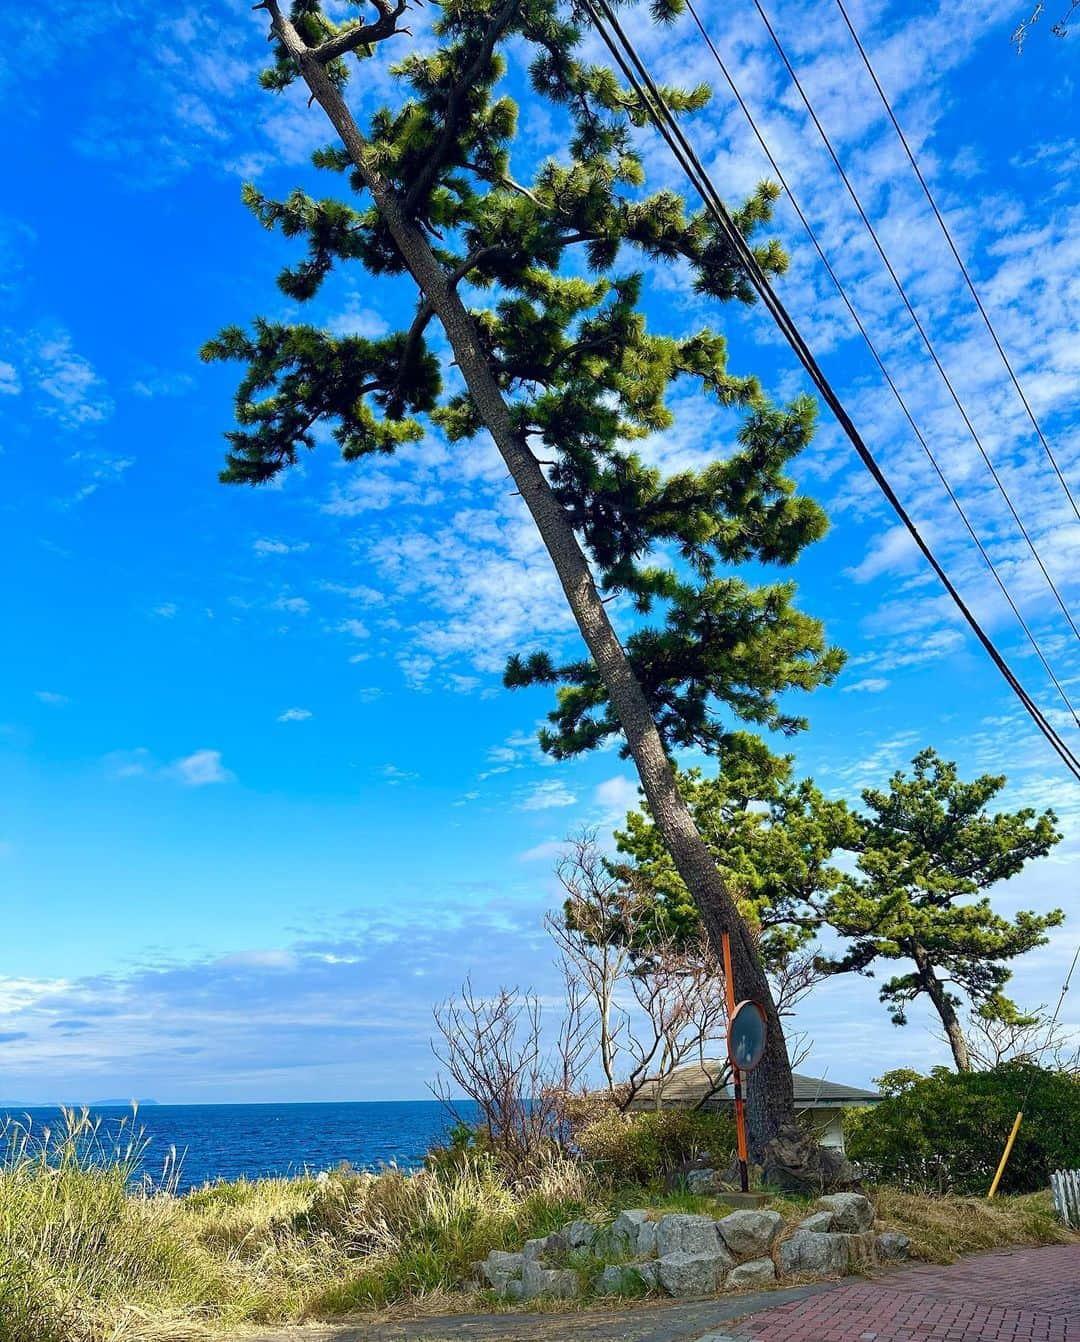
[548, 833, 730, 1109]
[611, 732, 855, 984]
[431, 979, 593, 1176]
[822, 749, 1062, 1072]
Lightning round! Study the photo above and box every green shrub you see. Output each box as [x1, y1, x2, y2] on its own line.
[574, 1108, 736, 1185]
[845, 1064, 1080, 1195]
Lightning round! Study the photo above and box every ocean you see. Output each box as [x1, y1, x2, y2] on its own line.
[2, 1100, 463, 1193]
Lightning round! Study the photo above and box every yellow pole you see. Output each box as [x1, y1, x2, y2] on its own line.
[987, 1111, 1023, 1199]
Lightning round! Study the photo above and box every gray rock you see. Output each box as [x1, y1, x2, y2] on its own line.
[715, 1208, 784, 1258]
[657, 1250, 726, 1297]
[611, 1208, 652, 1254]
[726, 1256, 777, 1288]
[502, 1279, 524, 1302]
[777, 1229, 849, 1278]
[522, 1230, 570, 1261]
[875, 1231, 911, 1261]
[636, 1218, 657, 1258]
[686, 1168, 721, 1194]
[597, 1261, 658, 1293]
[816, 1192, 874, 1233]
[562, 1218, 597, 1250]
[797, 1211, 835, 1233]
[656, 1213, 731, 1261]
[521, 1259, 580, 1300]
[480, 1249, 524, 1288]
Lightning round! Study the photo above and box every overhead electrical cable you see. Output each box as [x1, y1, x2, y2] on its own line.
[577, 0, 1080, 782]
[748, 0, 1080, 645]
[835, 0, 1080, 527]
[682, 0, 1079, 728]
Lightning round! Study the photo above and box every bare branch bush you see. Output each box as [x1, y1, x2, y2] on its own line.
[431, 978, 595, 1178]
[951, 1005, 1080, 1072]
[548, 830, 731, 1111]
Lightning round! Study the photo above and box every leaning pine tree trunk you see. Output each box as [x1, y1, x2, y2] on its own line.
[264, 2, 796, 1155]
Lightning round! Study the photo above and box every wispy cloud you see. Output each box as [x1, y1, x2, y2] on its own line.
[34, 690, 69, 707]
[31, 330, 112, 429]
[253, 538, 309, 557]
[517, 780, 577, 811]
[171, 750, 232, 787]
[276, 708, 312, 723]
[105, 747, 233, 786]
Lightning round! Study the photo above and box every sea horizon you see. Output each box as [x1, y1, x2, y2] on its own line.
[0, 1099, 466, 1192]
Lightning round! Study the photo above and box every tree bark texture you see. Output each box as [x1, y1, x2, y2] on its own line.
[913, 943, 971, 1072]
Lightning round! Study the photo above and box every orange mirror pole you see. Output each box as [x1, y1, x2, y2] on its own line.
[721, 931, 750, 1193]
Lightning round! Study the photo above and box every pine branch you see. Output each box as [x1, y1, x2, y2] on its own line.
[310, 0, 411, 62]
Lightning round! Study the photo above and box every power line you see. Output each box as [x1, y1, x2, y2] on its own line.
[682, 0, 1079, 728]
[748, 0, 1080, 645]
[578, 0, 1080, 782]
[835, 0, 1080, 527]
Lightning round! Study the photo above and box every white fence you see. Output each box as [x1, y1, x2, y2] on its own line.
[1051, 1169, 1080, 1227]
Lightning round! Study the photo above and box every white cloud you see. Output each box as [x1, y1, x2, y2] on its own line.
[171, 750, 232, 787]
[382, 764, 418, 784]
[327, 302, 390, 339]
[518, 839, 567, 863]
[336, 618, 369, 638]
[31, 331, 112, 428]
[593, 775, 639, 816]
[131, 371, 194, 398]
[847, 524, 923, 584]
[518, 780, 577, 811]
[253, 538, 309, 556]
[0, 360, 20, 395]
[272, 595, 310, 616]
[842, 677, 891, 694]
[153, 603, 178, 619]
[276, 708, 312, 723]
[34, 690, 69, 707]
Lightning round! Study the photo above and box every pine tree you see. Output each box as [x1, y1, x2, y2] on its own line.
[822, 749, 1062, 1071]
[610, 732, 858, 973]
[202, 0, 844, 1152]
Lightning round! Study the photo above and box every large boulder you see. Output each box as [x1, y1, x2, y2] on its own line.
[816, 1192, 874, 1233]
[562, 1219, 598, 1250]
[610, 1208, 654, 1256]
[875, 1231, 911, 1261]
[522, 1231, 569, 1261]
[521, 1259, 580, 1300]
[727, 1256, 777, 1288]
[656, 1214, 731, 1261]
[480, 1249, 524, 1289]
[777, 1230, 849, 1278]
[715, 1208, 784, 1259]
[797, 1211, 834, 1233]
[598, 1261, 658, 1293]
[761, 1124, 858, 1194]
[657, 1250, 727, 1296]
[685, 1168, 722, 1195]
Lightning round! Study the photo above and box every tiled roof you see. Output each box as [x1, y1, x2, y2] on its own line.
[629, 1062, 881, 1108]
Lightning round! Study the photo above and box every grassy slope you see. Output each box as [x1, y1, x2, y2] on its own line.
[1, 1116, 1074, 1342]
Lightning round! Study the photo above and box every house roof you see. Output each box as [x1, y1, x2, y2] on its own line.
[628, 1062, 881, 1109]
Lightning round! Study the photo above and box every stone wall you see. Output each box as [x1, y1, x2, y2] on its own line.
[475, 1192, 910, 1302]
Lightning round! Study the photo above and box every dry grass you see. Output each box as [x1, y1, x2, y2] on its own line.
[873, 1185, 1078, 1263]
[2, 1110, 1075, 1342]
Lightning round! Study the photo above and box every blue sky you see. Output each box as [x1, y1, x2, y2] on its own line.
[1, 0, 1077, 1104]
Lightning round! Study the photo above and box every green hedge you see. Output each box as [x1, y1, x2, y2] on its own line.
[845, 1064, 1080, 1195]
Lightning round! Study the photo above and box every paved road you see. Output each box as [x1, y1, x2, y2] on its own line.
[728, 1244, 1080, 1342]
[237, 1245, 1080, 1342]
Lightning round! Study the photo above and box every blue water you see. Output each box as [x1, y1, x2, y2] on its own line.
[2, 1101, 463, 1193]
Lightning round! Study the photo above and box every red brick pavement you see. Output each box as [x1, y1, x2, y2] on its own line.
[728, 1245, 1080, 1342]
